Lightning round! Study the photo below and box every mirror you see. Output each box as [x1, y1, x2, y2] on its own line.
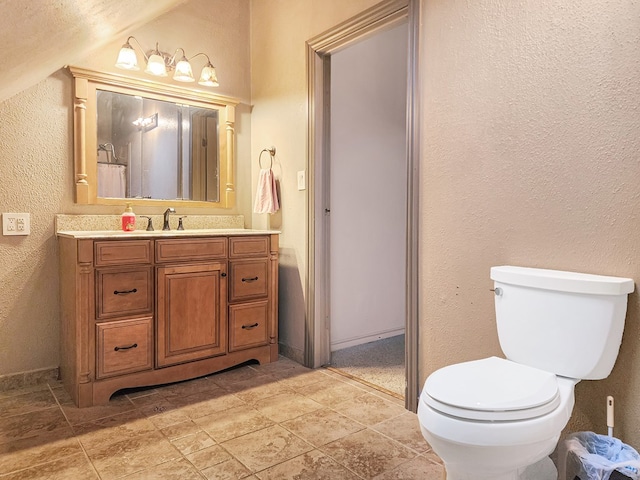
[96, 91, 220, 202]
[69, 66, 238, 208]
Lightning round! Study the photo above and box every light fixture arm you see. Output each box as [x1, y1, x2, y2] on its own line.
[188, 52, 212, 65]
[167, 47, 188, 69]
[125, 36, 149, 63]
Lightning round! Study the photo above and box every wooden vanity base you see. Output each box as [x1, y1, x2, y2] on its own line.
[88, 345, 276, 407]
[58, 233, 279, 407]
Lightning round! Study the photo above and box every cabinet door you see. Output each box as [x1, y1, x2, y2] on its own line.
[156, 262, 227, 367]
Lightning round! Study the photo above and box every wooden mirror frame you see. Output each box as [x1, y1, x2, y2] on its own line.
[69, 66, 239, 208]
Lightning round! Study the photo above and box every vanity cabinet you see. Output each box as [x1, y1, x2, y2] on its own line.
[58, 233, 278, 407]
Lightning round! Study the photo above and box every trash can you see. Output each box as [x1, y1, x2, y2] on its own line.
[559, 432, 640, 480]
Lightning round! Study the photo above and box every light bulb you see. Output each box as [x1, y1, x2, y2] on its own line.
[145, 54, 168, 76]
[198, 63, 219, 87]
[115, 43, 139, 70]
[173, 57, 195, 82]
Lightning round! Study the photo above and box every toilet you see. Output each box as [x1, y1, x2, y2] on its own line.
[417, 266, 634, 480]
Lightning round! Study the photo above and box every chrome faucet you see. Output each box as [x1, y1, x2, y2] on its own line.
[162, 208, 176, 230]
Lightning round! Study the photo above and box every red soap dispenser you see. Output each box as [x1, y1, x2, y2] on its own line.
[121, 203, 136, 231]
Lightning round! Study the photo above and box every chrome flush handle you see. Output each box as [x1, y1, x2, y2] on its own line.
[490, 287, 503, 296]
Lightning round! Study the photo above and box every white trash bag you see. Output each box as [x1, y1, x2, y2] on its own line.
[559, 432, 640, 480]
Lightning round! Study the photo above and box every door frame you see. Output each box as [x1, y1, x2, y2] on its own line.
[305, 0, 421, 411]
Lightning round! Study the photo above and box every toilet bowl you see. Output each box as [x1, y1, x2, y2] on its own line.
[418, 266, 634, 480]
[418, 357, 578, 480]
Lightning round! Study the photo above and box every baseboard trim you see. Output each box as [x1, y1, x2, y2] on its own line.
[278, 343, 304, 365]
[0, 367, 59, 392]
[331, 328, 405, 351]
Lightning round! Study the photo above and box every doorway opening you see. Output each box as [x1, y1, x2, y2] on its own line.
[326, 21, 408, 399]
[306, 0, 420, 410]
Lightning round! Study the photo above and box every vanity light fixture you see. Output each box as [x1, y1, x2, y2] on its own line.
[115, 36, 219, 87]
[132, 113, 158, 131]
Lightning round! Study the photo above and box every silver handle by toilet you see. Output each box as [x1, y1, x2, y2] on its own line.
[490, 287, 503, 296]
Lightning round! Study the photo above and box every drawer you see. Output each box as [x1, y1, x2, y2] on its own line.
[156, 238, 227, 263]
[96, 267, 153, 319]
[229, 259, 269, 302]
[96, 317, 153, 379]
[229, 236, 269, 258]
[95, 240, 152, 266]
[229, 301, 269, 352]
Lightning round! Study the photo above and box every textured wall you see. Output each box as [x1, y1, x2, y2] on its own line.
[0, 0, 185, 103]
[0, 0, 252, 376]
[420, 0, 640, 446]
[249, 0, 381, 361]
[0, 73, 71, 375]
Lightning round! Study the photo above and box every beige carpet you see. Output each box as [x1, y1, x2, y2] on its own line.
[330, 335, 405, 398]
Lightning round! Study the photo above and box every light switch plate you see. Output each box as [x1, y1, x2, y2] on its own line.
[3, 213, 30, 236]
[297, 170, 306, 191]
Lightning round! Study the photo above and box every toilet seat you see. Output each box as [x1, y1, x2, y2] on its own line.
[423, 357, 560, 421]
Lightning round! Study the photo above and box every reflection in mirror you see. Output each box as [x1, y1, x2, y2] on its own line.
[69, 66, 238, 208]
[96, 90, 219, 202]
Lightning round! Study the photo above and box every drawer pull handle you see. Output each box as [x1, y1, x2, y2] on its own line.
[114, 343, 138, 351]
[242, 323, 259, 330]
[242, 276, 259, 283]
[114, 288, 138, 295]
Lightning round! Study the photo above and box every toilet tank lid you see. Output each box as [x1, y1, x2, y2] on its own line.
[490, 266, 634, 296]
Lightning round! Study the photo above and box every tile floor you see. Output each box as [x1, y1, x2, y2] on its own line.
[0, 356, 445, 479]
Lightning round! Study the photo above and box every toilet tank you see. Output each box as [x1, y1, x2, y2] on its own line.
[491, 266, 634, 380]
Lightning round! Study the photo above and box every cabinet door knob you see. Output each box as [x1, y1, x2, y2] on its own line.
[220, 272, 227, 277]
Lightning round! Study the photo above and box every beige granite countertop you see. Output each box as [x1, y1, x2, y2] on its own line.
[55, 214, 279, 239]
[56, 228, 280, 239]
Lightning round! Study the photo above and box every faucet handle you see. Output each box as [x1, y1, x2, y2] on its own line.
[140, 216, 154, 231]
[177, 216, 187, 231]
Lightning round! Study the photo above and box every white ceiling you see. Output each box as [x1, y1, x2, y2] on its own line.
[0, 0, 186, 103]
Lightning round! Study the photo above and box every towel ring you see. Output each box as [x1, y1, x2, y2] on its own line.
[259, 147, 276, 169]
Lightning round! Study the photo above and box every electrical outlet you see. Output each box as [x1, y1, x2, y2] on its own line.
[3, 213, 30, 236]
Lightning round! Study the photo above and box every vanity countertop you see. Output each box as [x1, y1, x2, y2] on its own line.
[56, 228, 280, 239]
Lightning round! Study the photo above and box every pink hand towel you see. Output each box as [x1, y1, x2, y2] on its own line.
[253, 168, 280, 214]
